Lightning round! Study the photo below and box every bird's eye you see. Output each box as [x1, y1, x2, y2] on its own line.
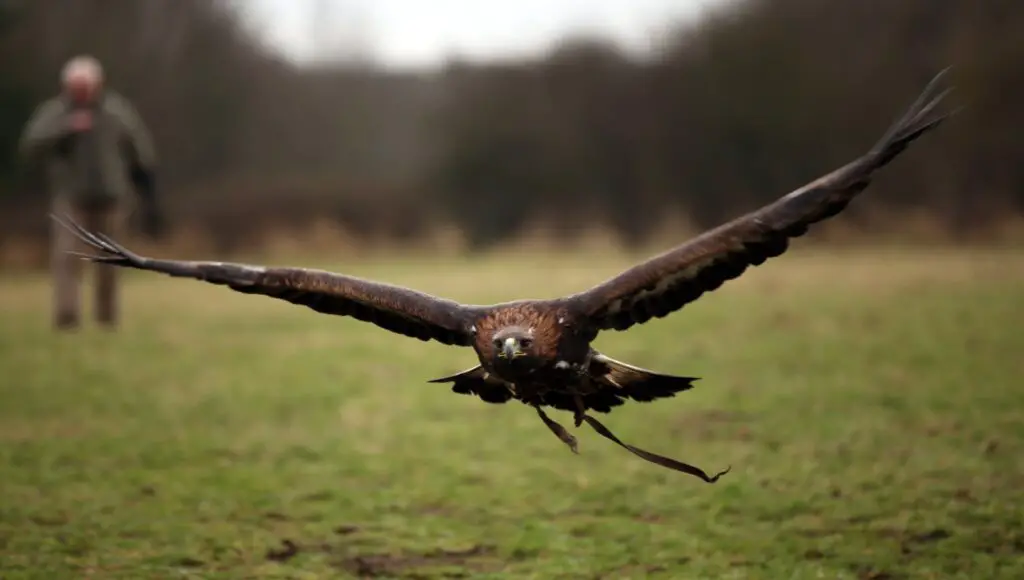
[493, 339, 503, 347]
[520, 338, 532, 348]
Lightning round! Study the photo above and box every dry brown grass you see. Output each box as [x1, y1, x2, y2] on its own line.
[2, 209, 1022, 272]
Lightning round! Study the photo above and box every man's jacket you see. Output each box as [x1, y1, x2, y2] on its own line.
[18, 90, 157, 208]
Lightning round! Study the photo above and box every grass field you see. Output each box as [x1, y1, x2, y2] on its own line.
[1, 244, 1022, 579]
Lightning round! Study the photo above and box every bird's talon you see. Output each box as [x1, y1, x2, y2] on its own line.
[563, 433, 579, 454]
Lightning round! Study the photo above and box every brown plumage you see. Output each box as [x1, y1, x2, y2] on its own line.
[54, 69, 955, 483]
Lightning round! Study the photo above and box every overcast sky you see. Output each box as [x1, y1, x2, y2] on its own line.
[243, 0, 716, 68]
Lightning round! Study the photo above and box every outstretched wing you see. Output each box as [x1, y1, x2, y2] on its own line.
[565, 68, 955, 333]
[54, 217, 482, 346]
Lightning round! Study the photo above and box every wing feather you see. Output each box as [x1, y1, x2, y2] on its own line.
[54, 217, 481, 346]
[566, 68, 956, 332]
[428, 365, 514, 404]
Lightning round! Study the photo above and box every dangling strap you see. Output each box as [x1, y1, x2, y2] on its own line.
[581, 414, 730, 483]
[535, 406, 730, 483]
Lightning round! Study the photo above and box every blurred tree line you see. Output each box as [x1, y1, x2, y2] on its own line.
[0, 0, 1020, 261]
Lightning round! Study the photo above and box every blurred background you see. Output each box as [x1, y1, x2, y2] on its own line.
[0, 0, 1021, 267]
[1, 4, 1023, 577]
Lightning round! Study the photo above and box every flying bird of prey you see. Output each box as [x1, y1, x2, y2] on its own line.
[55, 69, 954, 483]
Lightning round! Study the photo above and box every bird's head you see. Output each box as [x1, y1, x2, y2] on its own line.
[492, 326, 537, 364]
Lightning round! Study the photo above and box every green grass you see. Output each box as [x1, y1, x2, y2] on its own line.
[1, 245, 1023, 579]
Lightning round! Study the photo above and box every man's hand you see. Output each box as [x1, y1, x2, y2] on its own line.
[53, 110, 92, 157]
[66, 110, 93, 132]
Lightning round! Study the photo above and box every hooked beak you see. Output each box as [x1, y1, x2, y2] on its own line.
[500, 337, 520, 360]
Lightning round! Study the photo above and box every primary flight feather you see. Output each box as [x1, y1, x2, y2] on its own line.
[55, 69, 955, 482]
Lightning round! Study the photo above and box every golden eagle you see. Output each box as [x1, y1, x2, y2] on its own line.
[54, 69, 954, 483]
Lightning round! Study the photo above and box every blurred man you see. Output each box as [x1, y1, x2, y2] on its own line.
[18, 55, 163, 331]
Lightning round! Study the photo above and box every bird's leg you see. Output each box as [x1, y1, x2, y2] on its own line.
[535, 406, 578, 454]
[572, 394, 586, 428]
[570, 363, 595, 428]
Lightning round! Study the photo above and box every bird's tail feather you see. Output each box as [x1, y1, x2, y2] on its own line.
[591, 353, 698, 402]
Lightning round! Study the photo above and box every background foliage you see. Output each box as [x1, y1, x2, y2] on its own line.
[0, 0, 1020, 259]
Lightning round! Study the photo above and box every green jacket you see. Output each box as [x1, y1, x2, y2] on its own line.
[18, 90, 157, 207]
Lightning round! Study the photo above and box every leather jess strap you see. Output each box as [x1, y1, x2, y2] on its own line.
[536, 406, 731, 483]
